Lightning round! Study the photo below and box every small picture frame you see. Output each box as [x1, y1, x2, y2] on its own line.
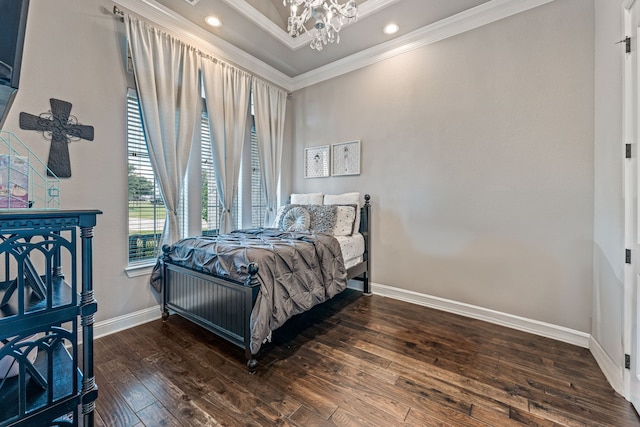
[331, 140, 360, 176]
[304, 145, 330, 178]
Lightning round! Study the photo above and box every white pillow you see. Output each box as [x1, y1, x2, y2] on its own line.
[291, 192, 323, 205]
[332, 205, 356, 236]
[324, 192, 361, 233]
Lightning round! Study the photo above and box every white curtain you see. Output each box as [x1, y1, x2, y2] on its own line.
[252, 80, 287, 227]
[201, 58, 252, 233]
[125, 16, 200, 247]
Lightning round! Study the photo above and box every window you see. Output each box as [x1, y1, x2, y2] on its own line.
[250, 122, 266, 228]
[127, 89, 163, 264]
[200, 110, 225, 235]
[127, 89, 265, 265]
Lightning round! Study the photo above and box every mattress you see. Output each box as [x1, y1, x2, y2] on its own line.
[335, 232, 365, 269]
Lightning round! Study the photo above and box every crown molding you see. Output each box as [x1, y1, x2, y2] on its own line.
[113, 0, 554, 92]
[291, 0, 555, 90]
[113, 0, 294, 90]
[219, 0, 295, 47]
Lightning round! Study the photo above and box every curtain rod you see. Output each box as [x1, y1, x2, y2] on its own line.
[113, 5, 124, 17]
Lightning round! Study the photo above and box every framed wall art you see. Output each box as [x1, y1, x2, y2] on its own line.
[304, 145, 330, 178]
[331, 140, 360, 176]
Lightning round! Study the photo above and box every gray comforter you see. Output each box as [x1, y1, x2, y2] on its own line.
[150, 229, 347, 354]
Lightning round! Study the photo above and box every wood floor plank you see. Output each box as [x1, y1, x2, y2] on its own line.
[288, 405, 339, 426]
[97, 358, 158, 413]
[135, 401, 184, 427]
[93, 370, 142, 427]
[94, 290, 639, 426]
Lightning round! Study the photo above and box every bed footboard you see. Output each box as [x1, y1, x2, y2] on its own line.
[160, 253, 261, 372]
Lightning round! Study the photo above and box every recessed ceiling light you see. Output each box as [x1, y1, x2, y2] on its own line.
[205, 16, 222, 27]
[383, 23, 399, 35]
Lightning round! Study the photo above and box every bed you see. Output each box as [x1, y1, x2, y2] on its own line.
[150, 193, 370, 372]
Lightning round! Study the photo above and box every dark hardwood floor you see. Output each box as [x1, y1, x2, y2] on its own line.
[93, 290, 640, 426]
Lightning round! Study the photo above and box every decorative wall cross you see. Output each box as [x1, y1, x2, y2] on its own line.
[19, 98, 94, 178]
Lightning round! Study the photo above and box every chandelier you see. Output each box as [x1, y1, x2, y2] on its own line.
[283, 0, 358, 51]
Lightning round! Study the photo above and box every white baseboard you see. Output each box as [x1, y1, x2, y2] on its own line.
[100, 284, 591, 350]
[98, 284, 620, 394]
[93, 305, 162, 340]
[348, 281, 590, 348]
[589, 335, 624, 397]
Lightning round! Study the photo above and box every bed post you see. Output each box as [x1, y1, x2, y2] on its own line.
[160, 244, 171, 321]
[362, 194, 372, 296]
[245, 262, 260, 373]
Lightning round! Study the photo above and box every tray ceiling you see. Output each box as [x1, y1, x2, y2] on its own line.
[150, 0, 491, 77]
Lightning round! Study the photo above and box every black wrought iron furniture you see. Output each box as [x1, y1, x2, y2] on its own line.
[157, 195, 370, 373]
[0, 210, 100, 427]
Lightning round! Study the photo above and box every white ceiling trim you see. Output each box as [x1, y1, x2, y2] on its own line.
[291, 0, 555, 91]
[219, 0, 295, 47]
[113, 0, 554, 92]
[113, 0, 293, 90]
[221, 0, 402, 51]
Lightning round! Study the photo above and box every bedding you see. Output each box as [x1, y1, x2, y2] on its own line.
[335, 233, 365, 269]
[151, 229, 347, 354]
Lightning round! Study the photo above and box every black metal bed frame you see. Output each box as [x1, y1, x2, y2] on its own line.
[160, 195, 371, 373]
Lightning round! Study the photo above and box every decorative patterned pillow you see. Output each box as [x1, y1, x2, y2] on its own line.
[306, 205, 337, 234]
[280, 206, 311, 232]
[290, 192, 323, 205]
[332, 205, 356, 236]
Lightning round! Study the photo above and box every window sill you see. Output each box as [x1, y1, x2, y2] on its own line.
[125, 262, 155, 278]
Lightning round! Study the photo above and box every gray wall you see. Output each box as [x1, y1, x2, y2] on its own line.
[1, 0, 159, 323]
[292, 0, 596, 332]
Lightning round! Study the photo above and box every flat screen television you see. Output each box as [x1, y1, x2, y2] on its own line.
[0, 0, 30, 129]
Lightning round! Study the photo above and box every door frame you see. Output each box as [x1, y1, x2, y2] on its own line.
[623, 0, 640, 409]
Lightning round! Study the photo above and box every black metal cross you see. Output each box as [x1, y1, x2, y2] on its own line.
[19, 98, 94, 178]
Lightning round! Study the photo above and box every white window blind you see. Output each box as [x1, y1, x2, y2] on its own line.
[126, 88, 163, 263]
[200, 110, 226, 235]
[250, 123, 266, 228]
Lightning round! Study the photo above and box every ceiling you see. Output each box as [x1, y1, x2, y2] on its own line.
[149, 0, 491, 77]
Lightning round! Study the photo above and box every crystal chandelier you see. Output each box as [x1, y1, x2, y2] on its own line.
[283, 0, 358, 51]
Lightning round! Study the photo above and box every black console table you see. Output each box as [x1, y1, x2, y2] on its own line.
[0, 210, 100, 427]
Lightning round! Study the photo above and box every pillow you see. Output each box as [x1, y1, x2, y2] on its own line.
[271, 205, 287, 228]
[290, 192, 323, 205]
[280, 206, 310, 232]
[332, 205, 356, 236]
[305, 205, 337, 234]
[324, 192, 361, 233]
